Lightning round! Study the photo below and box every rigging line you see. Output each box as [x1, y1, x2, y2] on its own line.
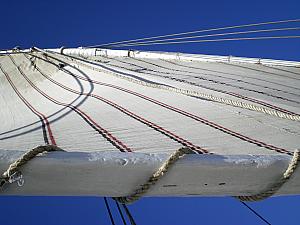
[162, 59, 300, 91]
[105, 54, 300, 93]
[106, 27, 300, 47]
[104, 197, 116, 225]
[88, 18, 300, 47]
[240, 201, 272, 225]
[262, 64, 300, 76]
[142, 58, 300, 98]
[128, 59, 300, 104]
[105, 35, 300, 48]
[115, 200, 127, 225]
[121, 203, 137, 225]
[221, 60, 300, 82]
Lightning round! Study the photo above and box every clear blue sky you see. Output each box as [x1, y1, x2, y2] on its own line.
[1, 0, 300, 224]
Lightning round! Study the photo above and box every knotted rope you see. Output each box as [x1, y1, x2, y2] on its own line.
[0, 145, 63, 189]
[235, 149, 300, 202]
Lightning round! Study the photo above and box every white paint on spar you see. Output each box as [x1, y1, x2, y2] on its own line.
[1, 150, 299, 197]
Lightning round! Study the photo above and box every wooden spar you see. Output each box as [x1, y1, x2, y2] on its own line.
[1, 150, 299, 197]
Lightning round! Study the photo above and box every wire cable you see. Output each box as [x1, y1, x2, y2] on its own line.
[121, 204, 137, 225]
[240, 201, 272, 225]
[87, 18, 300, 48]
[103, 35, 300, 48]
[115, 200, 128, 225]
[108, 26, 300, 47]
[104, 197, 116, 225]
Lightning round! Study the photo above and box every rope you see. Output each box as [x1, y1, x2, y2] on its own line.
[2, 50, 298, 203]
[44, 50, 300, 122]
[102, 56, 299, 113]
[115, 200, 128, 225]
[104, 197, 116, 225]
[1, 52, 298, 225]
[89, 18, 300, 48]
[121, 203, 137, 225]
[236, 149, 300, 202]
[0, 145, 63, 189]
[240, 201, 272, 225]
[104, 35, 300, 48]
[108, 27, 300, 47]
[113, 148, 299, 205]
[114, 147, 195, 204]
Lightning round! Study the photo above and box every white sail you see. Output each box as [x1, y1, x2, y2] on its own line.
[0, 48, 299, 197]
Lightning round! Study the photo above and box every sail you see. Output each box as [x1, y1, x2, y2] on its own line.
[0, 48, 299, 197]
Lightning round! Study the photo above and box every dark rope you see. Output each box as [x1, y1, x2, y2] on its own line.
[240, 201, 272, 225]
[104, 197, 116, 225]
[115, 200, 127, 225]
[121, 204, 137, 225]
